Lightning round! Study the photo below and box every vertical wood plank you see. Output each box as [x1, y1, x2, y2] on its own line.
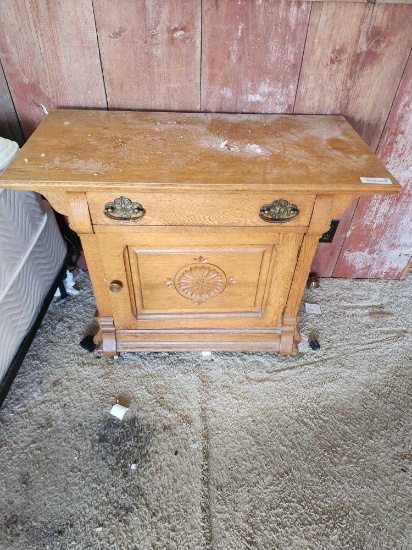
[296, 2, 412, 278]
[295, 2, 412, 150]
[0, 62, 24, 146]
[334, 53, 412, 279]
[202, 0, 311, 113]
[93, 0, 201, 110]
[0, 0, 106, 138]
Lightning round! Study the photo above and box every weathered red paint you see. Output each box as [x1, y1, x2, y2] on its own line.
[202, 0, 311, 113]
[334, 53, 412, 279]
[0, 0, 106, 139]
[93, 0, 201, 110]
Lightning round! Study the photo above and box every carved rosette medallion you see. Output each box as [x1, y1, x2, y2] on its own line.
[165, 256, 236, 306]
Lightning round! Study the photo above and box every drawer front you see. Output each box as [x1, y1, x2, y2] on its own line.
[87, 192, 315, 227]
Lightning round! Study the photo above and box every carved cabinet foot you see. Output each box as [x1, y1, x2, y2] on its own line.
[94, 315, 118, 356]
[279, 316, 301, 356]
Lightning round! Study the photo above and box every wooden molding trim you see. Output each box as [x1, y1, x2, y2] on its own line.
[42, 190, 70, 216]
[43, 190, 94, 234]
[329, 194, 358, 221]
[67, 193, 94, 234]
[307, 195, 334, 236]
[117, 341, 279, 352]
[279, 315, 301, 356]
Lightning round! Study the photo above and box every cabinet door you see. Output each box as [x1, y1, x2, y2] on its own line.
[95, 226, 303, 330]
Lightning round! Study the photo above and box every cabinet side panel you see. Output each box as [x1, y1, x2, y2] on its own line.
[80, 234, 112, 317]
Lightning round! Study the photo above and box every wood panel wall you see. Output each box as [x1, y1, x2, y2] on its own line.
[0, 0, 411, 279]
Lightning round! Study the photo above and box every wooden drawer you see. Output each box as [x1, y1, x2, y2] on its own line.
[87, 191, 315, 227]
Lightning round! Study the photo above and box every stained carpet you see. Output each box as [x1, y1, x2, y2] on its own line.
[0, 272, 411, 550]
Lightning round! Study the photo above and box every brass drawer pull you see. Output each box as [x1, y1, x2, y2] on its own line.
[104, 196, 145, 222]
[259, 199, 300, 223]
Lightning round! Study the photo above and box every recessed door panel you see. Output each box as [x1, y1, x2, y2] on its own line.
[127, 246, 271, 318]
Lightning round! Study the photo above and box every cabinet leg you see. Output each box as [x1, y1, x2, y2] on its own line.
[94, 314, 118, 356]
[279, 316, 301, 356]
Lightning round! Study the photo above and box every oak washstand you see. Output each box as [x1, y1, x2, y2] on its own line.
[0, 110, 402, 356]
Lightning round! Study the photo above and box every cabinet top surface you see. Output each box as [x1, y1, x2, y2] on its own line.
[0, 109, 401, 194]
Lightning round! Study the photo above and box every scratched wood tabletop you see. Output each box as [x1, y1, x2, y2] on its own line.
[0, 110, 402, 197]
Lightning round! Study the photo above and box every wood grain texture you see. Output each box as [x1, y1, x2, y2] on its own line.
[87, 191, 315, 227]
[81, 235, 113, 317]
[128, 245, 270, 315]
[285, 196, 333, 317]
[401, 257, 412, 279]
[334, 53, 412, 279]
[0, 0, 106, 138]
[0, 110, 402, 197]
[94, 226, 303, 332]
[67, 193, 93, 235]
[279, 316, 301, 356]
[41, 191, 70, 216]
[201, 0, 311, 112]
[0, 109, 405, 355]
[93, 0, 201, 110]
[0, 62, 24, 146]
[115, 337, 280, 353]
[310, 195, 358, 276]
[295, 2, 412, 150]
[296, 2, 412, 277]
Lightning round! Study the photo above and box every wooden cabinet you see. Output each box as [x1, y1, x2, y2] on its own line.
[0, 110, 402, 356]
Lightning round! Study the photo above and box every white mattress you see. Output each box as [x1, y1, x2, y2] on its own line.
[0, 189, 46, 294]
[0, 192, 66, 379]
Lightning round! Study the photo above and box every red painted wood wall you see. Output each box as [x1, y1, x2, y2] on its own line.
[0, 0, 411, 279]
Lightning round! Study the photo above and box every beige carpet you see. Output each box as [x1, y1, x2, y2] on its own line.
[0, 272, 411, 550]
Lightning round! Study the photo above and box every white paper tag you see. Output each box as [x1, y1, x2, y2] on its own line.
[360, 177, 392, 184]
[110, 404, 129, 420]
[201, 351, 212, 361]
[305, 303, 322, 315]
